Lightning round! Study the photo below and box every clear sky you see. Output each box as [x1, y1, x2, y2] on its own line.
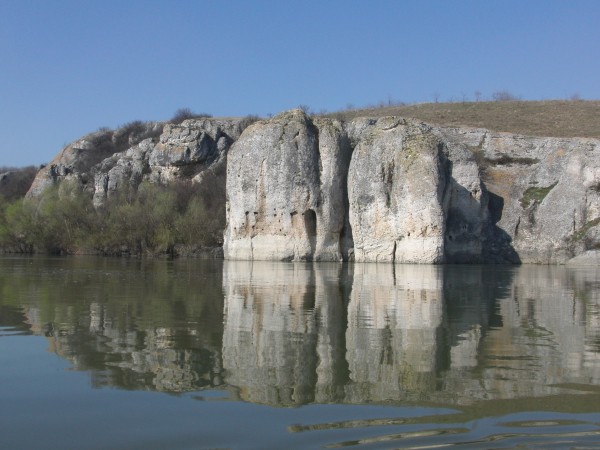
[1, 0, 599, 167]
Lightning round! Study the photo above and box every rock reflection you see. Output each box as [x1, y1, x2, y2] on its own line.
[345, 264, 444, 402]
[2, 257, 600, 409]
[221, 262, 600, 406]
[222, 261, 349, 405]
[474, 266, 600, 398]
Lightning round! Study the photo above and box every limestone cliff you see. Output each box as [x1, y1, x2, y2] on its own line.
[225, 110, 600, 264]
[28, 109, 600, 264]
[223, 110, 351, 261]
[27, 117, 252, 207]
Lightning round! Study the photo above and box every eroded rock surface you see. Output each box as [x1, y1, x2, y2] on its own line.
[225, 110, 600, 263]
[27, 118, 255, 213]
[223, 110, 351, 261]
[226, 112, 491, 263]
[348, 119, 447, 263]
[438, 127, 600, 263]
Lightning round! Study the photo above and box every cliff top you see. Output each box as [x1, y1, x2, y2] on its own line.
[323, 100, 600, 139]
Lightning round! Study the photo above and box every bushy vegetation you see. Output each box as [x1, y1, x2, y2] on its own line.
[170, 108, 213, 124]
[0, 177, 225, 256]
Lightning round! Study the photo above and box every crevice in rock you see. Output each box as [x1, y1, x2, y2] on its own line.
[338, 128, 354, 261]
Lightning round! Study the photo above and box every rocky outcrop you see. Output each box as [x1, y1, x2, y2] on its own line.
[346, 117, 493, 264]
[348, 119, 449, 263]
[223, 110, 351, 261]
[438, 127, 600, 263]
[27, 122, 164, 198]
[0, 166, 38, 201]
[225, 110, 600, 264]
[26, 117, 253, 207]
[225, 112, 493, 263]
[27, 108, 600, 264]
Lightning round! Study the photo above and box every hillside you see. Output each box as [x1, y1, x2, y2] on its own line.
[324, 100, 600, 139]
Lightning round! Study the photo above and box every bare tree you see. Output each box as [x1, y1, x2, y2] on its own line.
[492, 90, 518, 101]
[297, 104, 311, 114]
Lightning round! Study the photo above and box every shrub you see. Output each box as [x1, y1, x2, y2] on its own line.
[0, 174, 227, 255]
[239, 114, 261, 131]
[95, 178, 226, 255]
[112, 121, 163, 153]
[170, 108, 213, 124]
[0, 183, 95, 253]
[297, 104, 311, 114]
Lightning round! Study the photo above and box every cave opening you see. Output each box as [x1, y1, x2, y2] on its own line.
[304, 209, 317, 237]
[304, 209, 317, 258]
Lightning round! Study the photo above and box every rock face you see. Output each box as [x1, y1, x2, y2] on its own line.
[28, 108, 600, 264]
[27, 118, 252, 207]
[347, 119, 448, 263]
[437, 127, 600, 263]
[27, 122, 163, 198]
[223, 110, 351, 261]
[225, 110, 600, 264]
[225, 112, 492, 263]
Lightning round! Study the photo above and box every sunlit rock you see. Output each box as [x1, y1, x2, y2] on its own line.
[223, 110, 351, 261]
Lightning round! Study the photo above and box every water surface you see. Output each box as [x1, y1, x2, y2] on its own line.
[1, 256, 600, 449]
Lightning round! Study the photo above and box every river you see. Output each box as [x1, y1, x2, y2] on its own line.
[1, 256, 599, 449]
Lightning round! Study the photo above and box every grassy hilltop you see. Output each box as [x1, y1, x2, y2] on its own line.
[325, 100, 600, 139]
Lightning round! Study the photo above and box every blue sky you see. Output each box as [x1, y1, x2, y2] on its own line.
[1, 0, 599, 167]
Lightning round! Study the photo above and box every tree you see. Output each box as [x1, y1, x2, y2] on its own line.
[492, 90, 518, 101]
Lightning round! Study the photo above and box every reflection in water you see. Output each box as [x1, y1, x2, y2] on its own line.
[2, 257, 600, 410]
[1, 257, 225, 392]
[345, 264, 444, 403]
[474, 266, 600, 399]
[222, 261, 349, 405]
[220, 261, 600, 407]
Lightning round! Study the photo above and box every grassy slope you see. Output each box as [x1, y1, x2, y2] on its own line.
[323, 100, 600, 139]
